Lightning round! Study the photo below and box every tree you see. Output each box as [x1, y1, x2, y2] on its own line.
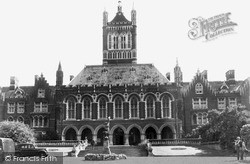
[186, 106, 247, 149]
[0, 121, 36, 144]
[240, 124, 250, 146]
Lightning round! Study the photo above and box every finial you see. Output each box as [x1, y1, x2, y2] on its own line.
[176, 57, 179, 66]
[118, 1, 122, 12]
[132, 2, 135, 10]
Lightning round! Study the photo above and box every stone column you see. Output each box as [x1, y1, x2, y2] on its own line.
[140, 133, 145, 141]
[77, 135, 81, 141]
[61, 135, 65, 141]
[93, 134, 97, 143]
[109, 134, 113, 145]
[157, 133, 161, 140]
[125, 134, 129, 145]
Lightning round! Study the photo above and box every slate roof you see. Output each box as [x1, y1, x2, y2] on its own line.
[68, 64, 170, 86]
[181, 71, 245, 96]
[108, 12, 132, 25]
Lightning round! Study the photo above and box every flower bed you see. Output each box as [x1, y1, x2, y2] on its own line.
[84, 153, 127, 161]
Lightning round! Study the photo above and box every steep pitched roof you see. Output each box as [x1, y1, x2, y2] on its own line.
[108, 12, 132, 26]
[68, 64, 170, 86]
[181, 71, 244, 96]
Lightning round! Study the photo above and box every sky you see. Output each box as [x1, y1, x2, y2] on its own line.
[0, 0, 249, 87]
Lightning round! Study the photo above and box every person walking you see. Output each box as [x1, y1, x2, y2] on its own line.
[235, 137, 248, 160]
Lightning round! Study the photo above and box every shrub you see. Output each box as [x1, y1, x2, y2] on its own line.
[84, 153, 127, 161]
[0, 121, 35, 144]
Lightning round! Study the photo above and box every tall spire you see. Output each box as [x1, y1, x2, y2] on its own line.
[58, 61, 62, 71]
[176, 57, 179, 66]
[118, 1, 122, 12]
[56, 61, 63, 86]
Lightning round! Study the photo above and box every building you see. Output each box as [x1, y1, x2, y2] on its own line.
[181, 69, 250, 134]
[0, 75, 57, 140]
[55, 2, 182, 145]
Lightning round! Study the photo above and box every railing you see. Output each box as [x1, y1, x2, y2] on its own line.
[149, 138, 202, 146]
[35, 140, 80, 147]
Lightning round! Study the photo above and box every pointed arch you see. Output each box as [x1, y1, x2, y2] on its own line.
[126, 124, 143, 134]
[62, 125, 79, 136]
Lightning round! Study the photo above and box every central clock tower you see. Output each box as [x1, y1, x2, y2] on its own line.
[102, 1, 137, 65]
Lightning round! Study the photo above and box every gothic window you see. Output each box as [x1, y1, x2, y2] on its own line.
[38, 89, 45, 98]
[130, 96, 138, 118]
[34, 116, 38, 127]
[123, 36, 126, 49]
[113, 52, 117, 59]
[123, 52, 126, 58]
[8, 116, 14, 122]
[83, 97, 91, 119]
[7, 103, 15, 114]
[108, 34, 112, 49]
[67, 97, 76, 119]
[99, 97, 107, 119]
[128, 33, 131, 49]
[38, 116, 43, 127]
[17, 116, 24, 123]
[162, 95, 170, 118]
[128, 51, 131, 58]
[146, 95, 154, 118]
[44, 117, 48, 127]
[195, 83, 203, 94]
[108, 52, 112, 59]
[192, 114, 197, 125]
[202, 113, 208, 124]
[17, 102, 25, 113]
[218, 98, 226, 110]
[197, 113, 202, 125]
[121, 36, 124, 49]
[114, 97, 123, 118]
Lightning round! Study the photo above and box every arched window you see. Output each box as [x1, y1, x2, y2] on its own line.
[113, 52, 117, 59]
[17, 116, 24, 123]
[34, 116, 38, 127]
[130, 96, 138, 118]
[195, 83, 203, 94]
[39, 116, 43, 127]
[99, 97, 107, 119]
[108, 52, 112, 59]
[120, 36, 124, 49]
[123, 52, 126, 59]
[83, 97, 91, 119]
[67, 97, 76, 119]
[162, 95, 170, 118]
[44, 117, 48, 127]
[192, 114, 197, 125]
[128, 51, 131, 58]
[123, 36, 126, 49]
[197, 113, 202, 125]
[128, 33, 131, 49]
[202, 113, 208, 124]
[8, 116, 14, 122]
[108, 34, 112, 49]
[114, 97, 123, 118]
[146, 95, 154, 118]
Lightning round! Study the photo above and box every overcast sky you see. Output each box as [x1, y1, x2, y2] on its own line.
[0, 0, 249, 87]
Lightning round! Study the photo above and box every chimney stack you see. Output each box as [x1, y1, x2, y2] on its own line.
[226, 70, 235, 85]
[10, 76, 18, 90]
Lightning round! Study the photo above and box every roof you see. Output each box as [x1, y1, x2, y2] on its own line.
[108, 12, 132, 26]
[68, 64, 170, 86]
[181, 71, 244, 96]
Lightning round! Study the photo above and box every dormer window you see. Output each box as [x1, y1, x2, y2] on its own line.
[195, 83, 203, 94]
[38, 89, 45, 98]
